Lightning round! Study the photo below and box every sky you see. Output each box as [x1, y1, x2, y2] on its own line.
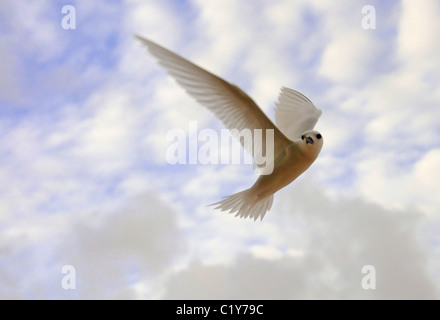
[0, 0, 440, 299]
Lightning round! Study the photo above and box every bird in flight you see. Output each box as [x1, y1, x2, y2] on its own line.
[136, 35, 323, 221]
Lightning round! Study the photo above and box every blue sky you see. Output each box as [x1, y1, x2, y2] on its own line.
[1, 0, 440, 299]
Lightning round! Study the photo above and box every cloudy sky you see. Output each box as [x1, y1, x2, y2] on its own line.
[1, 0, 440, 299]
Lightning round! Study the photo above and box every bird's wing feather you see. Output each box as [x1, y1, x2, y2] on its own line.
[274, 87, 322, 140]
[135, 35, 291, 166]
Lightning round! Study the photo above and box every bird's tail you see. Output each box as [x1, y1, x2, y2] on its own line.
[210, 188, 274, 221]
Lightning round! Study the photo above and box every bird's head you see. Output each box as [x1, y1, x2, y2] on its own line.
[300, 130, 323, 156]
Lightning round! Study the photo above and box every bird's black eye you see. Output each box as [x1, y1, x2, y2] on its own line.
[316, 134, 322, 139]
[301, 135, 304, 140]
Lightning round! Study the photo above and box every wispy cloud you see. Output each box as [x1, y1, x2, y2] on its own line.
[0, 0, 439, 299]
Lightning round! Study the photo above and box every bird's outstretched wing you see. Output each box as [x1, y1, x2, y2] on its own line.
[274, 87, 322, 140]
[135, 35, 291, 167]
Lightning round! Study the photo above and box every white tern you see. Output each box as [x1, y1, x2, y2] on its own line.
[136, 35, 323, 221]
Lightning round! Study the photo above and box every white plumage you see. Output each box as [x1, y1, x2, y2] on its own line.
[275, 87, 323, 140]
[136, 35, 323, 221]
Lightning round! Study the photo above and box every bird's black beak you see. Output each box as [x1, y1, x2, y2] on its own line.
[306, 136, 314, 144]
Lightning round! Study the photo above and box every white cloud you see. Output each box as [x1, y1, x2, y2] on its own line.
[0, 193, 185, 299]
[250, 245, 284, 260]
[415, 149, 440, 191]
[128, 0, 185, 47]
[314, 2, 386, 84]
[397, 0, 440, 75]
[356, 148, 440, 215]
[10, 0, 66, 63]
[70, 88, 139, 174]
[1, 0, 440, 300]
[163, 180, 439, 299]
[319, 31, 378, 83]
[4, 182, 432, 299]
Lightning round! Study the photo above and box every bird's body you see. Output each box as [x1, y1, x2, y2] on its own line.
[136, 35, 324, 221]
[252, 136, 321, 199]
[211, 130, 322, 220]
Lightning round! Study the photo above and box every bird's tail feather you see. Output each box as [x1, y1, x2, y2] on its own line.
[210, 188, 273, 221]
